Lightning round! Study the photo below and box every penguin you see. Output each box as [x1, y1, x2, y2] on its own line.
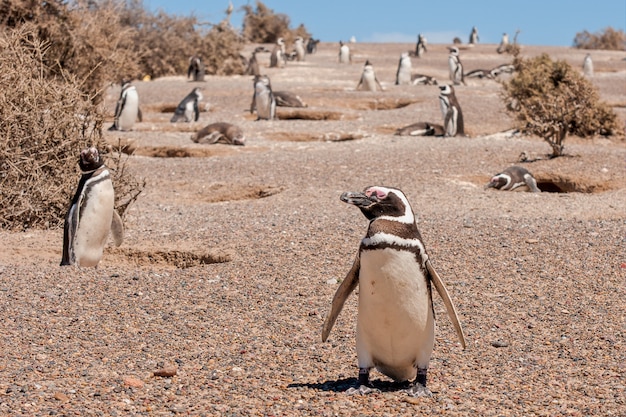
[447, 47, 465, 86]
[469, 26, 479, 44]
[356, 60, 384, 92]
[438, 84, 465, 137]
[489, 63, 515, 78]
[338, 41, 351, 64]
[245, 46, 267, 76]
[170, 87, 203, 123]
[273, 91, 307, 108]
[395, 52, 412, 85]
[396, 122, 445, 137]
[583, 53, 593, 77]
[61, 147, 124, 267]
[322, 186, 466, 397]
[192, 122, 245, 146]
[294, 36, 306, 61]
[485, 166, 541, 192]
[411, 74, 438, 85]
[109, 80, 141, 131]
[270, 38, 286, 68]
[306, 38, 319, 54]
[187, 55, 205, 81]
[415, 33, 427, 57]
[250, 74, 276, 120]
[465, 69, 493, 79]
[497, 33, 509, 54]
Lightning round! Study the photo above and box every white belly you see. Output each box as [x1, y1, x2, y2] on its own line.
[184, 101, 195, 122]
[363, 72, 377, 91]
[357, 248, 434, 381]
[339, 47, 350, 63]
[73, 181, 115, 267]
[397, 62, 412, 85]
[255, 90, 273, 119]
[117, 90, 139, 131]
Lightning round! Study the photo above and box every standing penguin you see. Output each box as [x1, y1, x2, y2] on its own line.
[356, 60, 384, 91]
[415, 33, 427, 57]
[270, 38, 286, 68]
[447, 46, 465, 86]
[187, 55, 205, 81]
[306, 38, 319, 54]
[322, 186, 466, 396]
[245, 46, 267, 76]
[469, 26, 479, 44]
[438, 84, 465, 137]
[109, 80, 141, 131]
[395, 52, 412, 85]
[171, 87, 203, 123]
[497, 33, 509, 54]
[294, 36, 306, 61]
[485, 166, 541, 192]
[582, 53, 594, 77]
[61, 147, 124, 267]
[250, 74, 276, 120]
[338, 41, 351, 64]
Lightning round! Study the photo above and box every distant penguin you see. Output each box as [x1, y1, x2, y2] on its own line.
[438, 84, 465, 137]
[411, 74, 438, 85]
[322, 186, 466, 397]
[465, 69, 493, 79]
[294, 36, 306, 61]
[356, 60, 384, 91]
[497, 33, 509, 54]
[338, 41, 351, 64]
[250, 74, 276, 120]
[448, 46, 465, 86]
[246, 46, 266, 76]
[306, 38, 319, 54]
[171, 87, 203, 123]
[270, 38, 286, 68]
[61, 147, 123, 268]
[109, 80, 141, 131]
[415, 33, 427, 57]
[192, 122, 245, 146]
[273, 91, 307, 108]
[485, 166, 541, 192]
[396, 121, 445, 137]
[469, 26, 479, 44]
[583, 53, 594, 77]
[395, 52, 412, 85]
[489, 63, 515, 78]
[187, 55, 205, 82]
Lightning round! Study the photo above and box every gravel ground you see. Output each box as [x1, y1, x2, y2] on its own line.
[1, 43, 625, 416]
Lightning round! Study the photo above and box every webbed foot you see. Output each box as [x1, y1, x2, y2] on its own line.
[405, 382, 432, 397]
[346, 384, 380, 395]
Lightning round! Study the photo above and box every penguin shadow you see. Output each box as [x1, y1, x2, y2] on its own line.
[288, 377, 434, 394]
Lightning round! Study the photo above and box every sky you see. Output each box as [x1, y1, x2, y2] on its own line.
[144, 0, 626, 47]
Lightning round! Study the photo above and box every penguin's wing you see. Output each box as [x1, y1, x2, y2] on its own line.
[375, 75, 384, 91]
[524, 174, 541, 193]
[110, 210, 124, 247]
[60, 203, 78, 266]
[426, 259, 467, 349]
[193, 100, 200, 122]
[322, 253, 360, 342]
[113, 94, 125, 119]
[137, 107, 143, 122]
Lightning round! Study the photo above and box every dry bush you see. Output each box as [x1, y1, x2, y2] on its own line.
[501, 53, 621, 158]
[202, 20, 246, 75]
[241, 1, 310, 45]
[573, 27, 626, 50]
[0, 26, 144, 230]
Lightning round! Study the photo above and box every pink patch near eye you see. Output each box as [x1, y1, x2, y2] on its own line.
[366, 187, 387, 198]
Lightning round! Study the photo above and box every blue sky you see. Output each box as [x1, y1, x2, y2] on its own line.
[145, 0, 625, 47]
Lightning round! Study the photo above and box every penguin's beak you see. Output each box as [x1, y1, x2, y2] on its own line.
[340, 191, 376, 208]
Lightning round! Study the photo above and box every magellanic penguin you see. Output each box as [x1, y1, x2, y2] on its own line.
[396, 121, 445, 137]
[109, 80, 141, 131]
[306, 38, 319, 54]
[356, 60, 384, 92]
[338, 41, 351, 64]
[171, 87, 203, 123]
[415, 33, 427, 57]
[250, 74, 276, 120]
[294, 36, 306, 61]
[497, 33, 509, 54]
[485, 166, 541, 192]
[322, 186, 466, 396]
[582, 53, 593, 77]
[395, 52, 412, 85]
[192, 122, 245, 146]
[411, 73, 438, 85]
[469, 26, 479, 44]
[61, 147, 124, 267]
[245, 46, 267, 76]
[187, 55, 205, 81]
[273, 90, 307, 108]
[447, 47, 465, 86]
[270, 38, 286, 68]
[438, 84, 465, 137]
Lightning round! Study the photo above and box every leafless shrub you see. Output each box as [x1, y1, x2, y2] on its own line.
[501, 53, 621, 158]
[241, 1, 310, 45]
[573, 27, 626, 50]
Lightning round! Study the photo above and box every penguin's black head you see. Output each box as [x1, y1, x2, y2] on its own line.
[79, 147, 104, 172]
[439, 84, 454, 95]
[485, 175, 507, 190]
[341, 186, 413, 222]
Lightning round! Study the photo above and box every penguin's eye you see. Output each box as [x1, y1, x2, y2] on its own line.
[366, 188, 387, 199]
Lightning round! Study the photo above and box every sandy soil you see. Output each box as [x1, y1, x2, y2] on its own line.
[1, 42, 625, 416]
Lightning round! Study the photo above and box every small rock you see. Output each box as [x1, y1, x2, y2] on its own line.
[326, 278, 338, 285]
[526, 239, 539, 244]
[491, 340, 509, 348]
[123, 376, 144, 388]
[153, 366, 177, 378]
[53, 392, 70, 402]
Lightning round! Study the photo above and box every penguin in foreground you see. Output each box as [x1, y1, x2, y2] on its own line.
[395, 52, 412, 85]
[356, 60, 384, 91]
[109, 80, 141, 131]
[485, 166, 541, 192]
[250, 74, 276, 120]
[192, 122, 245, 146]
[322, 186, 466, 397]
[171, 87, 203, 123]
[61, 147, 124, 267]
[438, 84, 465, 137]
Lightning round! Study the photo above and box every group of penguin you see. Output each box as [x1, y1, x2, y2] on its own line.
[61, 30, 546, 399]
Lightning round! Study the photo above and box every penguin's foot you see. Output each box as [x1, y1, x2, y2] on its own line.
[405, 383, 432, 397]
[346, 385, 379, 395]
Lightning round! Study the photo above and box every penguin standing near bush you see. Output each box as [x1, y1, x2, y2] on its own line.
[109, 80, 141, 131]
[61, 147, 123, 267]
[187, 55, 205, 82]
[270, 38, 286, 68]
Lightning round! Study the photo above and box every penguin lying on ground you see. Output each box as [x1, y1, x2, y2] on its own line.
[191, 122, 245, 146]
[61, 147, 123, 267]
[171, 87, 203, 123]
[485, 166, 541, 192]
[395, 121, 445, 137]
[323, 186, 466, 397]
[273, 91, 307, 108]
